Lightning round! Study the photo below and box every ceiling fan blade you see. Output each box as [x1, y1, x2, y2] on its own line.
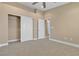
[32, 2, 38, 5]
[43, 2, 46, 8]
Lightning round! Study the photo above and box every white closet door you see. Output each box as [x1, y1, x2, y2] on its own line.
[38, 19, 45, 39]
[21, 16, 33, 42]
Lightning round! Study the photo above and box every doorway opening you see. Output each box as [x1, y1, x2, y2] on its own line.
[47, 20, 51, 39]
[38, 18, 45, 39]
[8, 14, 21, 44]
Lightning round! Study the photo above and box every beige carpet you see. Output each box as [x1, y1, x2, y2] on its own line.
[0, 39, 79, 56]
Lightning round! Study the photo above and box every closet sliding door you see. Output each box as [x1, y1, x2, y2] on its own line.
[21, 16, 33, 42]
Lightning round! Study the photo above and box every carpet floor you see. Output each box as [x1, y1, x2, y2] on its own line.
[0, 39, 79, 56]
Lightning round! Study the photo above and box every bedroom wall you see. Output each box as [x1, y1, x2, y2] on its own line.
[45, 3, 79, 44]
[0, 2, 43, 44]
[0, 3, 8, 44]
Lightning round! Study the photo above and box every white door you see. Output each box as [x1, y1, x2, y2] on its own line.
[38, 19, 45, 39]
[21, 16, 33, 42]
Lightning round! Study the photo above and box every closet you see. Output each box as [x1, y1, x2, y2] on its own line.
[8, 14, 20, 43]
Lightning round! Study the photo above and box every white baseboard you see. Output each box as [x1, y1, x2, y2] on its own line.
[38, 37, 47, 40]
[8, 39, 19, 42]
[50, 39, 79, 48]
[34, 38, 37, 40]
[0, 43, 8, 47]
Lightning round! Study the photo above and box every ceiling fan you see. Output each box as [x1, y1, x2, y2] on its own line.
[32, 2, 46, 8]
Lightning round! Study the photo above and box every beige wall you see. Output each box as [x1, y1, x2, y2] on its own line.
[45, 3, 79, 44]
[0, 3, 43, 44]
[0, 3, 8, 44]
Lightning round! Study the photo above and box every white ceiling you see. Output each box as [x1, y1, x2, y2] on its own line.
[19, 2, 69, 11]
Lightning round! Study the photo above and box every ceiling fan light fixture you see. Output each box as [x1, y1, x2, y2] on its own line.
[32, 2, 38, 5]
[43, 2, 46, 8]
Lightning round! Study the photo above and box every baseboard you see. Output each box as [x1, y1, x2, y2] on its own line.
[38, 37, 47, 40]
[0, 43, 8, 47]
[34, 38, 37, 40]
[49, 38, 79, 48]
[8, 39, 19, 42]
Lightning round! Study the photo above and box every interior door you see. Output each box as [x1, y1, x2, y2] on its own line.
[21, 16, 33, 42]
[38, 18, 45, 39]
